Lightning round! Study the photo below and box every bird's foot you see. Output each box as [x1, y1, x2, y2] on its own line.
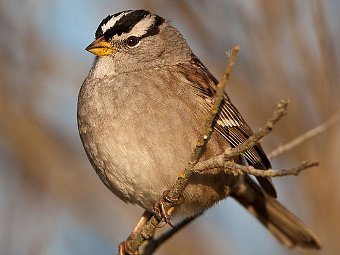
[152, 190, 184, 228]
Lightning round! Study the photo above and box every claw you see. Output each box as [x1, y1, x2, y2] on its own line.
[152, 190, 184, 228]
[151, 218, 167, 228]
[163, 190, 184, 205]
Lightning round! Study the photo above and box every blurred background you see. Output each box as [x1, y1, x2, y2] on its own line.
[1, 0, 339, 254]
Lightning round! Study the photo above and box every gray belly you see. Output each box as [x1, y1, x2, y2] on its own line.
[77, 72, 237, 217]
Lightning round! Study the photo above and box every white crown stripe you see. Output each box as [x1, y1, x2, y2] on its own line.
[101, 11, 132, 34]
[101, 13, 156, 39]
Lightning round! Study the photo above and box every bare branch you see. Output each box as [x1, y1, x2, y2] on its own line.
[269, 111, 340, 159]
[194, 158, 318, 178]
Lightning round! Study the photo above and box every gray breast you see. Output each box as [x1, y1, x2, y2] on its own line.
[77, 68, 207, 209]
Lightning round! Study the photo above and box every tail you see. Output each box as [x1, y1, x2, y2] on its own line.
[231, 175, 321, 249]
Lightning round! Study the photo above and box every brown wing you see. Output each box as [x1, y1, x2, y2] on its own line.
[177, 55, 277, 198]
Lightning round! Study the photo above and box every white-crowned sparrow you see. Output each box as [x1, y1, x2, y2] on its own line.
[78, 10, 320, 249]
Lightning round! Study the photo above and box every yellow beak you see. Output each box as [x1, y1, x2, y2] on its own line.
[85, 36, 117, 56]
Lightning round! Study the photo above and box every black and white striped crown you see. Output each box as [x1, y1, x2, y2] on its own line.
[95, 10, 165, 40]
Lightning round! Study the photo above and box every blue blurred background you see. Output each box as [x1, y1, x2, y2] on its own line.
[1, 1, 339, 254]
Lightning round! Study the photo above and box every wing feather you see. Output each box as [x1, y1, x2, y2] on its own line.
[176, 55, 276, 197]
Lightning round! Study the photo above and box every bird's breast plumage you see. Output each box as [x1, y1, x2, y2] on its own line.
[77, 66, 235, 216]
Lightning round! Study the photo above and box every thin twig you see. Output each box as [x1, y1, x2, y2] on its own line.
[269, 111, 340, 159]
[234, 161, 318, 177]
[122, 45, 241, 255]
[194, 158, 318, 178]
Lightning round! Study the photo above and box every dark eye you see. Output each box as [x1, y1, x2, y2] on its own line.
[126, 36, 139, 47]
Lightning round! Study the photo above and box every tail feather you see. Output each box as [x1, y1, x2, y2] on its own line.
[231, 175, 321, 249]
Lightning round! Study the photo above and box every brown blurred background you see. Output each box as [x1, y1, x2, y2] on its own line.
[0, 1, 339, 255]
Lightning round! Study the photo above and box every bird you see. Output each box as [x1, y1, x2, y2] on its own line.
[77, 9, 321, 249]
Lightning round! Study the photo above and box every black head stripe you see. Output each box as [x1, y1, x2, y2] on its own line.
[95, 15, 113, 39]
[104, 10, 149, 39]
[95, 11, 125, 39]
[94, 10, 165, 40]
[140, 15, 165, 38]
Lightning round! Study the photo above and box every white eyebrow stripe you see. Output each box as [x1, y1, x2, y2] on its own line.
[101, 11, 133, 34]
[128, 15, 155, 37]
